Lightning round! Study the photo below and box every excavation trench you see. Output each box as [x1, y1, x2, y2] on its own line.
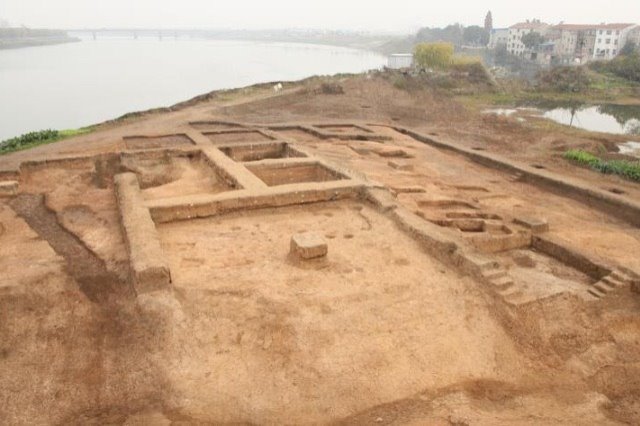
[9, 193, 130, 303]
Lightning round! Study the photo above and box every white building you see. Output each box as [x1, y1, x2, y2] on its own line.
[507, 21, 550, 56]
[387, 54, 413, 69]
[592, 24, 637, 60]
[488, 28, 509, 49]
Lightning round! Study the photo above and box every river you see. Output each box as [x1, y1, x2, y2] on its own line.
[0, 37, 386, 141]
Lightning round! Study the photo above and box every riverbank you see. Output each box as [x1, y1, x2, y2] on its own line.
[0, 36, 80, 50]
[0, 28, 80, 50]
[0, 38, 385, 141]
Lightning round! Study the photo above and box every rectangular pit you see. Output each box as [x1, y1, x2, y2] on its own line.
[189, 121, 245, 132]
[120, 151, 238, 200]
[123, 134, 195, 150]
[246, 162, 347, 187]
[314, 124, 373, 134]
[496, 248, 596, 302]
[220, 142, 306, 162]
[204, 130, 275, 144]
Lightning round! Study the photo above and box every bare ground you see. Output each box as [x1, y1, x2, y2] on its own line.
[1, 73, 640, 424]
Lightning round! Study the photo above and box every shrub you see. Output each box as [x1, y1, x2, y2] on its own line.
[414, 42, 454, 70]
[318, 82, 344, 95]
[0, 129, 59, 154]
[564, 149, 640, 182]
[0, 128, 91, 155]
[537, 66, 591, 92]
[590, 53, 640, 83]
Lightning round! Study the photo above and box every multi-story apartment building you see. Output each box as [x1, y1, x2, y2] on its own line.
[504, 22, 638, 63]
[506, 21, 550, 57]
[592, 24, 637, 59]
[488, 28, 509, 49]
[546, 24, 597, 64]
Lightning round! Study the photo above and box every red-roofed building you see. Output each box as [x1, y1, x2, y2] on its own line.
[592, 24, 637, 59]
[505, 21, 638, 64]
[507, 21, 550, 57]
[546, 24, 599, 64]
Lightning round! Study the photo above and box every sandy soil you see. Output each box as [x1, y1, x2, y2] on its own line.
[1, 73, 640, 424]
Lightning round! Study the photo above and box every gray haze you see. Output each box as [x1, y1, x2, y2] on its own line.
[3, 0, 639, 32]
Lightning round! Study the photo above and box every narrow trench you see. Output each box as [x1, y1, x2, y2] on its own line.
[9, 193, 131, 303]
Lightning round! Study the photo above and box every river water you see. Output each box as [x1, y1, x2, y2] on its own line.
[0, 37, 385, 141]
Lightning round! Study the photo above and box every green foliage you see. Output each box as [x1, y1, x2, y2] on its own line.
[462, 26, 490, 46]
[0, 128, 91, 155]
[415, 24, 464, 46]
[590, 53, 640, 83]
[537, 66, 591, 92]
[564, 149, 640, 182]
[621, 41, 638, 57]
[414, 42, 455, 70]
[521, 32, 545, 50]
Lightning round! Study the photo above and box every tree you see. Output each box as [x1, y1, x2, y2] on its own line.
[413, 42, 455, 70]
[415, 24, 464, 46]
[621, 41, 638, 56]
[463, 25, 490, 46]
[521, 31, 545, 51]
[484, 11, 493, 32]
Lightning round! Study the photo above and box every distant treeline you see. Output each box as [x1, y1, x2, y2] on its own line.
[0, 28, 69, 39]
[0, 28, 79, 49]
[377, 24, 490, 55]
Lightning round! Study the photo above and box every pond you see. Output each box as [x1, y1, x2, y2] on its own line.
[483, 102, 640, 157]
[538, 103, 640, 136]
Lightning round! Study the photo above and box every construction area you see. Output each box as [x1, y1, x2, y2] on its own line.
[1, 74, 640, 425]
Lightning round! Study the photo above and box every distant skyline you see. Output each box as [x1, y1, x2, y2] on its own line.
[2, 0, 639, 32]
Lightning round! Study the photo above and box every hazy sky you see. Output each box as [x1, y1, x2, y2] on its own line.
[2, 0, 639, 32]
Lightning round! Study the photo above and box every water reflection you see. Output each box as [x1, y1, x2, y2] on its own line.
[538, 102, 640, 136]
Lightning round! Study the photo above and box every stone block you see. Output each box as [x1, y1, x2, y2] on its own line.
[290, 232, 328, 259]
[514, 216, 549, 233]
[0, 181, 18, 197]
[348, 144, 371, 155]
[377, 147, 412, 158]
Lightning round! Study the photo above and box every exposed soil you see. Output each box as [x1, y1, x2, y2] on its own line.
[9, 194, 127, 303]
[1, 72, 640, 424]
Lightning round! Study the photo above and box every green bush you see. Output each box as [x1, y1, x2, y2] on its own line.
[537, 66, 592, 92]
[564, 149, 640, 182]
[0, 129, 59, 154]
[0, 128, 91, 155]
[414, 42, 455, 70]
[590, 53, 640, 83]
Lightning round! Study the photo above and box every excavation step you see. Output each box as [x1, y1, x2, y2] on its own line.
[500, 288, 523, 299]
[290, 232, 328, 260]
[601, 276, 622, 289]
[387, 160, 414, 171]
[610, 270, 634, 284]
[593, 281, 613, 294]
[513, 216, 549, 233]
[0, 181, 18, 198]
[588, 287, 606, 298]
[481, 269, 507, 280]
[491, 276, 515, 291]
[377, 147, 412, 158]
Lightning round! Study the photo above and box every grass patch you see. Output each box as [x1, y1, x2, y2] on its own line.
[0, 127, 92, 155]
[564, 149, 640, 182]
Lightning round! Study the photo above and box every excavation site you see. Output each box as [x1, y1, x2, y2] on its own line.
[1, 74, 640, 425]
